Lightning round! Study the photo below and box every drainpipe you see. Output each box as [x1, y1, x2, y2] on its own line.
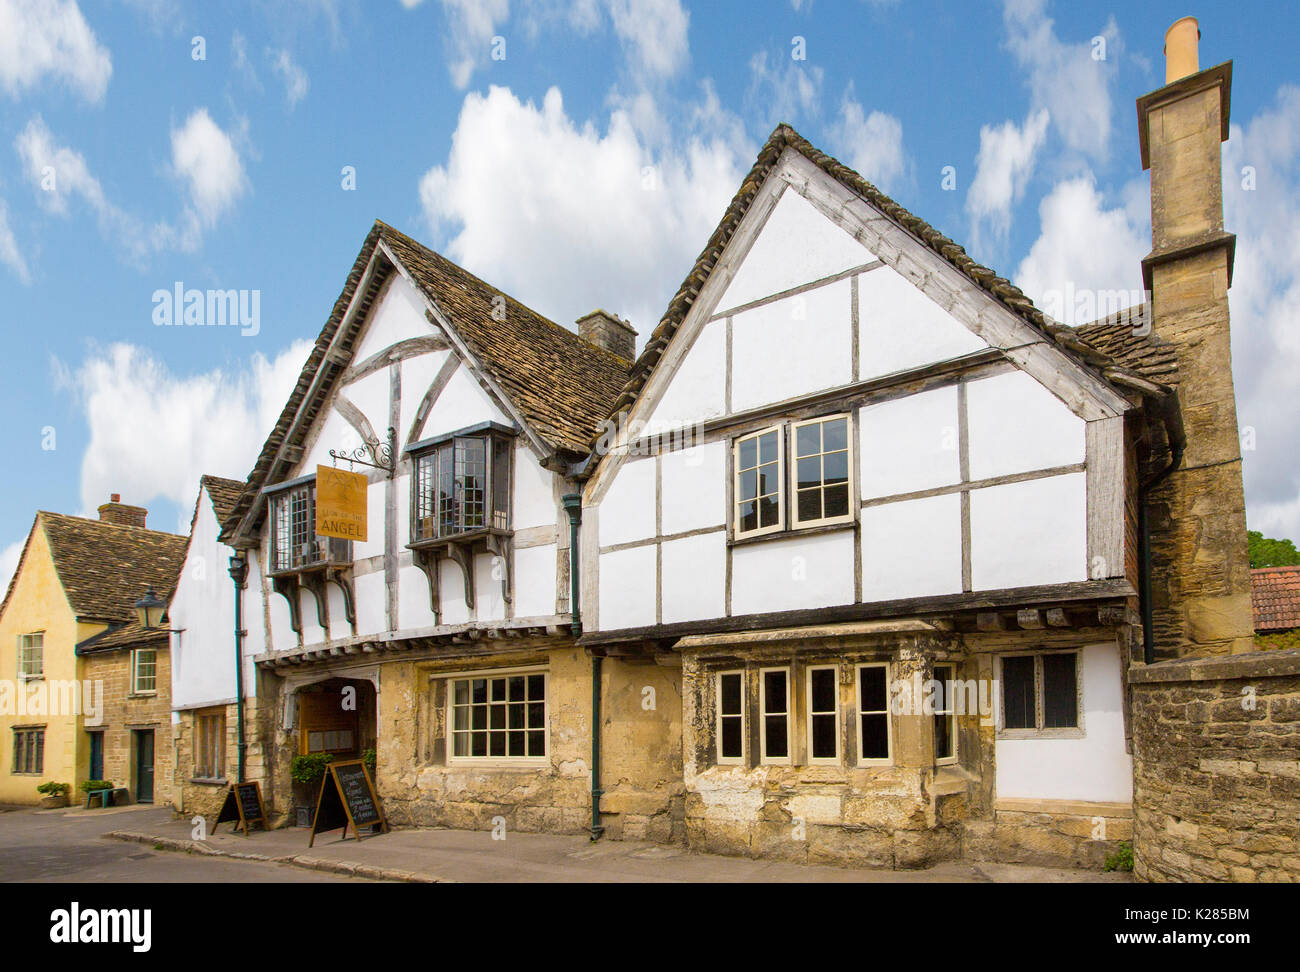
[227, 553, 249, 784]
[562, 493, 603, 840]
[1138, 393, 1186, 665]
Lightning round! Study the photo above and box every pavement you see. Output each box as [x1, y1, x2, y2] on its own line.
[0, 804, 1134, 883]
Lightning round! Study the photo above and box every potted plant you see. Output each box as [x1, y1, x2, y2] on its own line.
[362, 748, 376, 775]
[36, 781, 70, 809]
[290, 753, 333, 827]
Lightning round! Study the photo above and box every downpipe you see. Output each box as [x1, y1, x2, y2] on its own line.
[1138, 393, 1186, 665]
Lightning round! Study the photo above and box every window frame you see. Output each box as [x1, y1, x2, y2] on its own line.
[131, 647, 158, 696]
[446, 667, 549, 766]
[266, 476, 352, 575]
[758, 667, 792, 766]
[804, 664, 841, 766]
[193, 709, 226, 781]
[732, 426, 786, 540]
[932, 663, 958, 765]
[854, 662, 894, 767]
[995, 649, 1085, 739]
[17, 632, 43, 680]
[408, 424, 515, 547]
[714, 670, 746, 765]
[789, 413, 855, 530]
[12, 727, 45, 775]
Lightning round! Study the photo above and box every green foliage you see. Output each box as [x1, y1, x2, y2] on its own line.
[1104, 841, 1134, 872]
[290, 753, 334, 785]
[1248, 530, 1300, 568]
[36, 781, 70, 797]
[79, 780, 112, 793]
[362, 748, 376, 772]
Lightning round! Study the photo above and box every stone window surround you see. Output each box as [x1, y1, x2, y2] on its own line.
[993, 648, 1086, 740]
[433, 664, 550, 769]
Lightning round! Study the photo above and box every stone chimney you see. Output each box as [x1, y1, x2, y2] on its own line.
[98, 493, 148, 529]
[577, 310, 637, 363]
[1138, 17, 1254, 656]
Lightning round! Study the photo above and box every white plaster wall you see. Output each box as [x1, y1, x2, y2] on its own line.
[860, 493, 963, 601]
[970, 473, 1087, 590]
[599, 457, 656, 547]
[299, 589, 326, 645]
[857, 265, 986, 380]
[599, 545, 657, 630]
[352, 274, 431, 363]
[419, 367, 511, 441]
[995, 644, 1133, 803]
[475, 552, 507, 623]
[351, 478, 386, 562]
[325, 585, 350, 639]
[661, 531, 727, 623]
[353, 571, 387, 636]
[398, 564, 437, 630]
[514, 543, 558, 618]
[513, 444, 555, 530]
[966, 370, 1085, 481]
[731, 531, 855, 616]
[646, 319, 726, 431]
[718, 186, 875, 312]
[859, 385, 961, 499]
[301, 407, 365, 475]
[660, 441, 726, 535]
[399, 349, 452, 441]
[731, 278, 853, 412]
[439, 559, 471, 626]
[242, 550, 267, 660]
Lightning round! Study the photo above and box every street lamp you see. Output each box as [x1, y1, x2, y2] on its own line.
[134, 586, 166, 630]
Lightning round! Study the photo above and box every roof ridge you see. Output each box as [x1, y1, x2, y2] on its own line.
[38, 509, 187, 539]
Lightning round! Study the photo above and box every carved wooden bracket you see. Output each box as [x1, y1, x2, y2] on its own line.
[411, 547, 442, 624]
[299, 573, 329, 629]
[484, 533, 513, 605]
[407, 531, 513, 616]
[327, 566, 356, 627]
[272, 575, 303, 634]
[447, 542, 475, 610]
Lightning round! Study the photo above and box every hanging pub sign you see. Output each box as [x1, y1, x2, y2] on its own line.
[215, 781, 267, 835]
[316, 465, 368, 542]
[308, 759, 388, 848]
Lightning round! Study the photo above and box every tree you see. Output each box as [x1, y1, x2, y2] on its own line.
[1248, 530, 1300, 568]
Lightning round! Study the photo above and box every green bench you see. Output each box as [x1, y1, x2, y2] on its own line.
[84, 787, 130, 809]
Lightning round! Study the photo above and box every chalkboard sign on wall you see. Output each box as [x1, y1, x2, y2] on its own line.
[308, 759, 387, 848]
[215, 781, 266, 835]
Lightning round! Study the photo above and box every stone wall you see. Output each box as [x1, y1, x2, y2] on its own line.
[82, 644, 174, 806]
[175, 693, 277, 823]
[1130, 648, 1300, 882]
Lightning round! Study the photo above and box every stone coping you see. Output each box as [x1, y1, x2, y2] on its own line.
[1128, 647, 1300, 684]
[994, 798, 1132, 818]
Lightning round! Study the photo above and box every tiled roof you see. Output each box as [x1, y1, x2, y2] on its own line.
[76, 619, 170, 654]
[1252, 566, 1300, 633]
[221, 221, 629, 543]
[38, 512, 188, 623]
[1075, 305, 1180, 388]
[601, 124, 1177, 434]
[202, 475, 245, 525]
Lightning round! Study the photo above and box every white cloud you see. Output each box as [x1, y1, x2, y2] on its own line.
[419, 84, 749, 338]
[270, 48, 309, 107]
[966, 108, 1050, 250]
[232, 31, 260, 89]
[170, 109, 247, 229]
[0, 0, 112, 102]
[1002, 0, 1118, 160]
[438, 0, 510, 89]
[15, 115, 157, 263]
[1224, 86, 1300, 542]
[830, 86, 907, 195]
[53, 340, 312, 534]
[747, 49, 823, 128]
[1012, 172, 1148, 326]
[0, 200, 29, 283]
[605, 0, 689, 80]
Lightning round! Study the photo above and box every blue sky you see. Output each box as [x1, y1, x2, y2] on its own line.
[1, 0, 1298, 586]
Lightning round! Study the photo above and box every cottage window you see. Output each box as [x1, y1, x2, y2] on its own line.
[791, 415, 852, 527]
[131, 648, 157, 695]
[716, 671, 745, 764]
[17, 632, 43, 680]
[12, 728, 44, 774]
[806, 666, 840, 764]
[856, 664, 892, 764]
[411, 433, 511, 543]
[268, 479, 351, 573]
[999, 651, 1080, 733]
[733, 427, 784, 538]
[933, 664, 957, 763]
[194, 710, 225, 779]
[759, 668, 790, 764]
[450, 672, 546, 760]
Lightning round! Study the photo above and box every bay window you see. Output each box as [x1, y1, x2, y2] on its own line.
[410, 426, 512, 544]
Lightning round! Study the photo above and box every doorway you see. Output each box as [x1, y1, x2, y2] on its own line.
[134, 729, 155, 803]
[87, 730, 104, 781]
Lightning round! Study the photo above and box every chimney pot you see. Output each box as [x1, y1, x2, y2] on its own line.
[577, 309, 638, 363]
[1164, 16, 1201, 83]
[111, 493, 120, 503]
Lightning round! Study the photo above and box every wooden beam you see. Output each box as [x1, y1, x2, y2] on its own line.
[976, 612, 1005, 632]
[1016, 609, 1045, 629]
[1045, 608, 1070, 628]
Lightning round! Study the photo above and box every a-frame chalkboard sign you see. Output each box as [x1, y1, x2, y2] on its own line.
[215, 781, 266, 835]
[308, 759, 387, 848]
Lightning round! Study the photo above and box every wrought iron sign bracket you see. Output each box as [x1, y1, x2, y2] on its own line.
[329, 426, 397, 479]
